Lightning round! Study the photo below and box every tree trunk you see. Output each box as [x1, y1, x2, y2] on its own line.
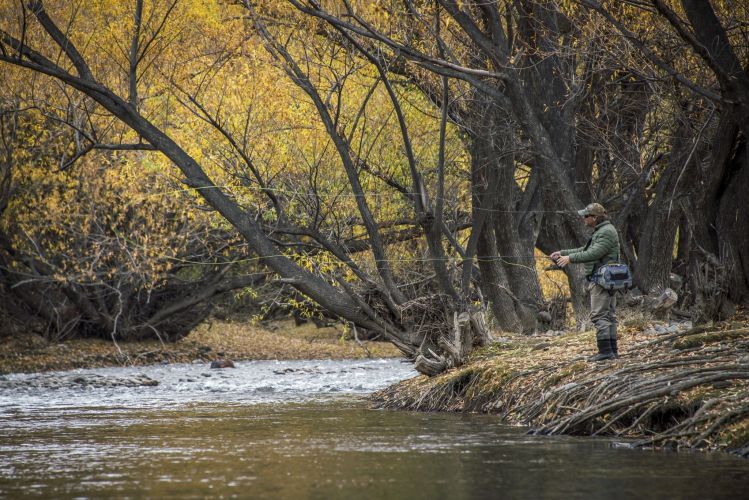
[492, 144, 544, 334]
[477, 222, 522, 332]
[632, 117, 696, 294]
[715, 134, 749, 304]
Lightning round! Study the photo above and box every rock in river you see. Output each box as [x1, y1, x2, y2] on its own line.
[210, 359, 235, 369]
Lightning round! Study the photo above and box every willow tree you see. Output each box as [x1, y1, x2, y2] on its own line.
[277, 0, 637, 328]
[1, 1, 495, 374]
[0, 41, 262, 342]
[285, 0, 749, 321]
[4, 0, 744, 373]
[576, 0, 749, 319]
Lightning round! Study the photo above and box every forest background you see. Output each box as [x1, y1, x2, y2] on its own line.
[0, 0, 747, 375]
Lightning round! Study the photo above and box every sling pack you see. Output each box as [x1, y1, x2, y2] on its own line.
[591, 263, 632, 292]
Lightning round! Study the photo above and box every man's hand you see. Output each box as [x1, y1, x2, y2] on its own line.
[556, 255, 571, 268]
[550, 251, 561, 260]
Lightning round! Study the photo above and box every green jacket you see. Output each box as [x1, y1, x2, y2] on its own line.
[561, 220, 620, 276]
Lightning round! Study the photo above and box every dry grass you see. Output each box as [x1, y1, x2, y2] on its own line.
[0, 319, 401, 374]
[187, 319, 401, 361]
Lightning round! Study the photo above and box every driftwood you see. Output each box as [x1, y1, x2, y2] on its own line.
[403, 293, 490, 376]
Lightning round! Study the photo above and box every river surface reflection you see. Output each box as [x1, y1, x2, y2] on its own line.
[1, 358, 748, 498]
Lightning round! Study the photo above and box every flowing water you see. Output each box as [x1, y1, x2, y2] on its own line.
[1, 358, 748, 499]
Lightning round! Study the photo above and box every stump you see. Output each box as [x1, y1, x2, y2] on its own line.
[413, 308, 489, 376]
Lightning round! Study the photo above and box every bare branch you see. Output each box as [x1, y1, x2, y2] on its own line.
[128, 0, 144, 108]
[27, 1, 93, 80]
[575, 0, 722, 102]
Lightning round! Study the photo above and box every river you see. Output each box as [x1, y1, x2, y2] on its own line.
[1, 358, 748, 498]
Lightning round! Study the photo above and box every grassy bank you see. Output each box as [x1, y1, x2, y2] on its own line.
[0, 319, 401, 374]
[372, 317, 749, 457]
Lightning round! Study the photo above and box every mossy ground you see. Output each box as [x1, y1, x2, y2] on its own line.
[0, 319, 401, 374]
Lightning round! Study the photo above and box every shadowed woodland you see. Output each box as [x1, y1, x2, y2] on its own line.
[0, 0, 747, 375]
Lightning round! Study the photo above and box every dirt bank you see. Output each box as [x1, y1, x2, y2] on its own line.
[0, 319, 401, 374]
[372, 316, 749, 457]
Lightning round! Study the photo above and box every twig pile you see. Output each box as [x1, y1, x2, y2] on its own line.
[399, 293, 455, 340]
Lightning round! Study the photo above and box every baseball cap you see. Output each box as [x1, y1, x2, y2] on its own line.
[577, 203, 606, 217]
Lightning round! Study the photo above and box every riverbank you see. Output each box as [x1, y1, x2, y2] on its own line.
[0, 319, 401, 374]
[372, 316, 749, 457]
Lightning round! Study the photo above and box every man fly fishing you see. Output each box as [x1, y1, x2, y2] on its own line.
[550, 203, 628, 362]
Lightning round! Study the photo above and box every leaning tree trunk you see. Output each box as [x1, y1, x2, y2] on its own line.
[675, 0, 749, 317]
[510, 3, 592, 329]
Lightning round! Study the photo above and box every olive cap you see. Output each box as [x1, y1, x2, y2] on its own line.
[577, 202, 606, 217]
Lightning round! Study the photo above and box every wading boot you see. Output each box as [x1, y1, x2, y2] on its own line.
[588, 338, 615, 362]
[609, 325, 619, 358]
